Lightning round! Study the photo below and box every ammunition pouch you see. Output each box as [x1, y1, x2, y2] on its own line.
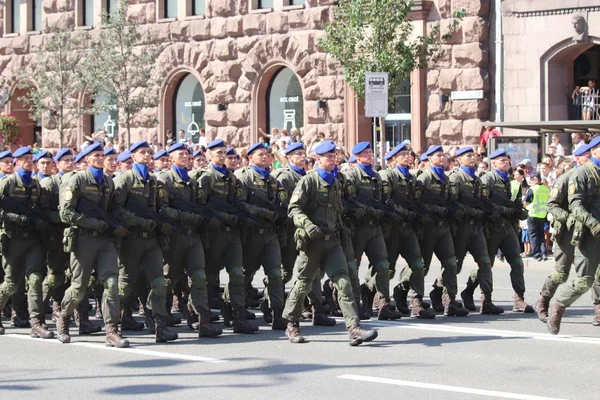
[62, 227, 76, 253]
[571, 220, 585, 248]
[294, 228, 308, 252]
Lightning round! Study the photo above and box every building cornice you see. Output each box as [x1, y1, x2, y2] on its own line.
[506, 5, 600, 18]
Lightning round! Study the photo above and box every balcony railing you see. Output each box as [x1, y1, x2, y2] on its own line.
[569, 92, 600, 121]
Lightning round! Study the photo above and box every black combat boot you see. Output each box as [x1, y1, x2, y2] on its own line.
[222, 302, 233, 327]
[410, 297, 436, 319]
[105, 323, 130, 348]
[460, 278, 478, 311]
[145, 309, 156, 334]
[285, 321, 305, 343]
[378, 302, 402, 320]
[480, 294, 504, 315]
[442, 293, 469, 317]
[75, 302, 102, 334]
[359, 284, 374, 320]
[323, 280, 342, 317]
[312, 305, 336, 326]
[155, 315, 178, 343]
[0, 318, 4, 335]
[260, 299, 272, 323]
[232, 307, 258, 334]
[547, 302, 566, 335]
[184, 303, 199, 330]
[121, 307, 145, 331]
[198, 314, 223, 338]
[393, 284, 410, 315]
[56, 313, 71, 344]
[513, 294, 534, 313]
[11, 309, 30, 328]
[271, 308, 287, 330]
[533, 294, 550, 322]
[30, 316, 54, 339]
[592, 304, 600, 326]
[429, 287, 444, 312]
[348, 324, 378, 347]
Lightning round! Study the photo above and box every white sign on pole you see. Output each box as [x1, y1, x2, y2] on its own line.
[365, 72, 389, 118]
[450, 90, 484, 101]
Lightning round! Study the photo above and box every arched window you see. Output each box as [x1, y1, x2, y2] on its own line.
[267, 67, 303, 133]
[173, 73, 205, 144]
[92, 90, 118, 138]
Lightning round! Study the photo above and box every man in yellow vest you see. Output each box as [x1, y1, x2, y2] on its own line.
[523, 173, 550, 261]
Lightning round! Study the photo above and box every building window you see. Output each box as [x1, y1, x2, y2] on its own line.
[80, 0, 94, 26]
[191, 0, 205, 16]
[288, 0, 304, 5]
[165, 0, 177, 18]
[173, 73, 205, 144]
[389, 80, 411, 114]
[267, 67, 304, 133]
[258, 0, 273, 8]
[31, 0, 42, 31]
[6, 0, 22, 34]
[93, 90, 119, 139]
[106, 0, 118, 17]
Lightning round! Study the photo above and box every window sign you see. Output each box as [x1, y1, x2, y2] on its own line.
[173, 74, 205, 143]
[94, 90, 118, 138]
[267, 68, 304, 132]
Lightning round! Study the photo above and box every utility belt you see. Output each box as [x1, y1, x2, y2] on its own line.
[464, 218, 481, 226]
[248, 225, 275, 234]
[320, 231, 339, 242]
[358, 219, 380, 227]
[129, 230, 157, 239]
[4, 230, 37, 239]
[78, 228, 109, 237]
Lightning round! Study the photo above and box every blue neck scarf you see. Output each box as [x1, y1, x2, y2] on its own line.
[332, 165, 339, 179]
[357, 163, 374, 177]
[172, 165, 189, 182]
[59, 171, 65, 176]
[316, 167, 335, 186]
[460, 166, 476, 179]
[210, 162, 229, 176]
[431, 166, 446, 183]
[252, 165, 270, 180]
[290, 165, 306, 177]
[17, 168, 32, 186]
[494, 168, 508, 182]
[38, 171, 49, 180]
[591, 157, 600, 168]
[133, 163, 149, 181]
[0, 173, 5, 179]
[88, 166, 104, 185]
[396, 165, 410, 179]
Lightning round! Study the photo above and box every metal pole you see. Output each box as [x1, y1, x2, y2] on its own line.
[372, 117, 377, 165]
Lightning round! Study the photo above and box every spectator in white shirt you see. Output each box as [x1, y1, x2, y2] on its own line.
[551, 134, 564, 157]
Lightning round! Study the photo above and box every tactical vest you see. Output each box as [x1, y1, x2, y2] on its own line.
[527, 184, 550, 218]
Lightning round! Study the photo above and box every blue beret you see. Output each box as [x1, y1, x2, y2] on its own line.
[247, 142, 265, 155]
[419, 153, 428, 162]
[54, 148, 72, 162]
[425, 145, 443, 157]
[352, 141, 371, 155]
[0, 150, 12, 160]
[130, 141, 149, 153]
[284, 142, 304, 155]
[574, 142, 591, 156]
[489, 149, 507, 160]
[13, 147, 32, 158]
[385, 143, 408, 160]
[314, 140, 336, 155]
[117, 150, 132, 163]
[167, 142, 186, 153]
[74, 153, 84, 163]
[187, 147, 194, 155]
[193, 149, 205, 158]
[153, 149, 168, 159]
[226, 146, 236, 156]
[79, 142, 103, 158]
[207, 139, 226, 150]
[348, 155, 357, 163]
[586, 136, 600, 151]
[104, 147, 116, 156]
[33, 150, 52, 163]
[455, 146, 474, 157]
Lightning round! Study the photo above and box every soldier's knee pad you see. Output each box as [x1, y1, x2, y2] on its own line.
[103, 275, 119, 300]
[410, 258, 425, 271]
[574, 276, 594, 293]
[332, 275, 351, 288]
[374, 259, 390, 273]
[550, 271, 568, 285]
[267, 267, 282, 282]
[71, 288, 87, 304]
[2, 281, 18, 297]
[190, 269, 207, 286]
[44, 273, 57, 288]
[442, 257, 458, 270]
[229, 267, 244, 286]
[150, 275, 167, 297]
[26, 272, 44, 291]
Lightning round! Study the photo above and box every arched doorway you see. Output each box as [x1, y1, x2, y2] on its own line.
[266, 67, 304, 135]
[172, 73, 205, 144]
[8, 86, 38, 147]
[91, 89, 119, 140]
[573, 45, 600, 120]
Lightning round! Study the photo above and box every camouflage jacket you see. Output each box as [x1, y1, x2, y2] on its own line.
[112, 168, 159, 232]
[234, 166, 283, 229]
[156, 168, 202, 231]
[567, 160, 600, 230]
[0, 172, 43, 236]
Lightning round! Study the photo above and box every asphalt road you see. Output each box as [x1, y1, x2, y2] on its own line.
[0, 255, 597, 400]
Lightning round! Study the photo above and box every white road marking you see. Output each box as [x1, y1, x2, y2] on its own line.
[358, 320, 600, 346]
[3, 334, 227, 363]
[338, 374, 569, 400]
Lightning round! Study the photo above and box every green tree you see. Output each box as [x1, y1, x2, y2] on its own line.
[19, 28, 92, 147]
[83, 1, 162, 147]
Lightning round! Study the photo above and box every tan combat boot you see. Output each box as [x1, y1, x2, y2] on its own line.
[348, 324, 378, 347]
[410, 297, 436, 319]
[30, 316, 54, 339]
[285, 321, 305, 343]
[547, 302, 566, 335]
[105, 323, 130, 348]
[56, 313, 71, 344]
[533, 294, 550, 323]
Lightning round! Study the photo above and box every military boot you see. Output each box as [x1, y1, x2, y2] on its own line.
[393, 284, 410, 315]
[547, 302, 566, 335]
[184, 303, 199, 330]
[166, 312, 181, 326]
[56, 313, 71, 344]
[429, 287, 444, 312]
[359, 284, 373, 320]
[312, 305, 336, 326]
[592, 304, 600, 327]
[95, 297, 102, 319]
[245, 309, 256, 320]
[323, 280, 342, 317]
[11, 309, 31, 328]
[232, 307, 258, 334]
[533, 295, 550, 323]
[348, 325, 378, 347]
[51, 300, 62, 323]
[121, 307, 145, 331]
[460, 278, 478, 311]
[31, 316, 54, 339]
[260, 299, 273, 323]
[378, 303, 402, 320]
[245, 289, 261, 308]
[145, 310, 156, 335]
[480, 294, 504, 315]
[442, 293, 469, 317]
[155, 315, 178, 343]
[410, 297, 436, 319]
[513, 294, 534, 313]
[285, 321, 305, 343]
[222, 303, 233, 327]
[105, 323, 130, 348]
[208, 289, 225, 310]
[0, 318, 4, 335]
[75, 302, 102, 334]
[271, 308, 288, 330]
[198, 313, 223, 338]
[138, 300, 145, 316]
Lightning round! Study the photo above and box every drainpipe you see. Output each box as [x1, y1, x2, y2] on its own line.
[494, 0, 504, 124]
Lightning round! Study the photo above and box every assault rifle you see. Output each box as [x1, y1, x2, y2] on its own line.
[489, 190, 528, 219]
[77, 197, 127, 231]
[170, 194, 214, 222]
[125, 196, 180, 232]
[0, 196, 53, 225]
[250, 193, 288, 223]
[356, 192, 412, 222]
[420, 188, 463, 216]
[206, 196, 258, 226]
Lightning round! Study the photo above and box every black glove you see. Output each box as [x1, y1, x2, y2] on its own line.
[264, 210, 278, 222]
[306, 224, 323, 240]
[489, 210, 501, 221]
[372, 209, 385, 220]
[403, 210, 417, 222]
[93, 220, 109, 233]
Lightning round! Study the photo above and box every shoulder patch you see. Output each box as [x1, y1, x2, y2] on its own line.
[382, 182, 391, 194]
[551, 187, 559, 197]
[413, 187, 422, 200]
[345, 182, 355, 195]
[277, 188, 288, 201]
[568, 181, 576, 195]
[157, 188, 166, 198]
[64, 188, 73, 201]
[449, 184, 458, 195]
[481, 186, 489, 198]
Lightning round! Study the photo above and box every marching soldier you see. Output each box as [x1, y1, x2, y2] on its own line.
[282, 140, 378, 345]
[34, 150, 54, 180]
[113, 141, 178, 342]
[153, 150, 170, 172]
[534, 143, 592, 322]
[103, 148, 118, 176]
[480, 149, 533, 313]
[450, 147, 504, 315]
[342, 142, 400, 320]
[156, 142, 222, 338]
[117, 150, 133, 174]
[380, 143, 436, 319]
[0, 147, 52, 337]
[192, 149, 208, 170]
[0, 151, 13, 177]
[57, 143, 130, 346]
[548, 136, 600, 334]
